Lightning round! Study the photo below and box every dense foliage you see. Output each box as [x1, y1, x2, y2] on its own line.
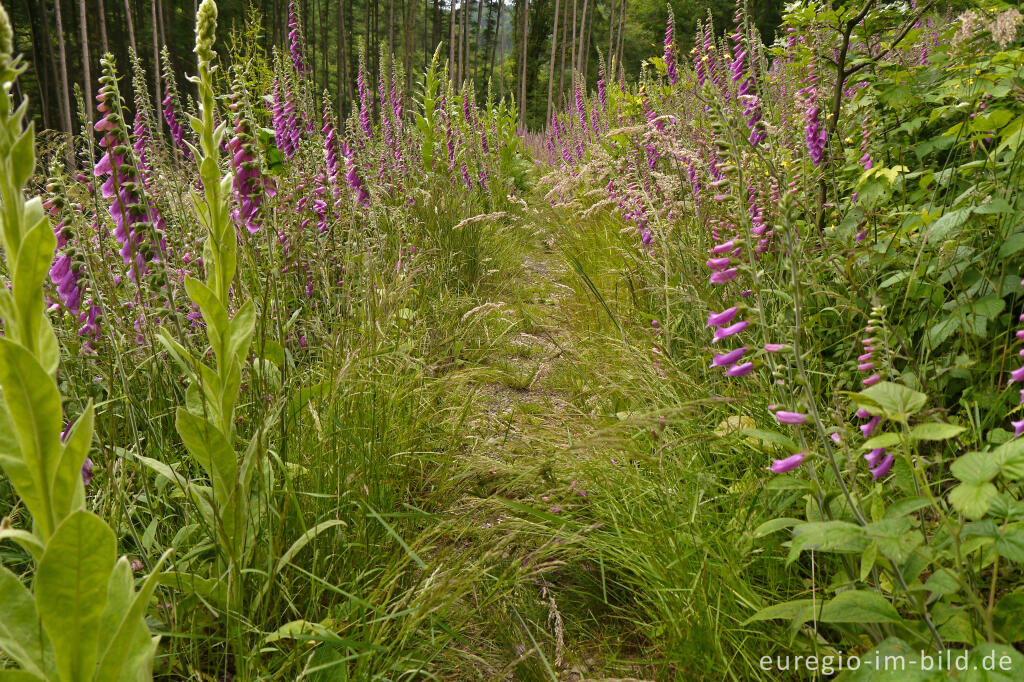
[1, 0, 1023, 679]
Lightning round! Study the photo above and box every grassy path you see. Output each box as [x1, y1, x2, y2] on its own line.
[433, 224, 655, 681]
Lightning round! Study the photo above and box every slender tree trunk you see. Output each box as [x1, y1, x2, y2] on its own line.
[98, 0, 109, 53]
[123, 0, 137, 53]
[569, 0, 576, 78]
[557, 0, 567, 108]
[607, 0, 615, 67]
[545, 0, 560, 126]
[449, 0, 456, 76]
[25, 0, 51, 129]
[474, 0, 483, 85]
[582, 0, 592, 81]
[78, 0, 92, 121]
[615, 0, 625, 79]
[322, 0, 329, 95]
[158, 0, 167, 49]
[338, 0, 346, 115]
[519, 0, 528, 126]
[53, 0, 74, 134]
[152, 0, 161, 130]
[575, 0, 588, 75]
[498, 0, 505, 98]
[388, 0, 395, 74]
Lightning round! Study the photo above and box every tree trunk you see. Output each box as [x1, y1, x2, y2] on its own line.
[575, 0, 588, 75]
[98, 0, 109, 54]
[519, 0, 528, 126]
[152, 0, 161, 130]
[78, 0, 92, 121]
[449, 0, 456, 76]
[557, 0, 567, 108]
[615, 0, 625, 79]
[123, 0, 137, 53]
[53, 0, 74, 135]
[545, 0, 559, 126]
[474, 0, 483, 85]
[25, 0, 52, 129]
[498, 0, 505, 98]
[607, 0, 615, 68]
[569, 0, 576, 79]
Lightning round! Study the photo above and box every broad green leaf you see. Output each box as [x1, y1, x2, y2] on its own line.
[742, 598, 813, 625]
[993, 593, 1024, 642]
[950, 452, 1000, 484]
[0, 673, 47, 681]
[12, 219, 56, 350]
[818, 590, 901, 624]
[910, 423, 966, 441]
[995, 530, 1024, 563]
[35, 510, 116, 682]
[992, 438, 1024, 480]
[948, 482, 998, 520]
[923, 568, 961, 596]
[10, 126, 36, 190]
[854, 382, 928, 422]
[0, 339, 63, 539]
[227, 300, 256, 367]
[50, 402, 94, 523]
[862, 432, 902, 450]
[94, 549, 171, 682]
[960, 643, 1024, 681]
[175, 408, 237, 506]
[884, 497, 931, 519]
[0, 567, 54, 679]
[0, 527, 45, 562]
[752, 517, 802, 538]
[787, 521, 867, 564]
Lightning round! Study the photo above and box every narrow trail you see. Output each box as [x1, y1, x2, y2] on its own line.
[436, 225, 654, 681]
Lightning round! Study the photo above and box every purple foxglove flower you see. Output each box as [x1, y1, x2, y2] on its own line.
[1013, 418, 1024, 439]
[858, 362, 875, 372]
[81, 457, 94, 486]
[706, 307, 738, 327]
[770, 452, 805, 473]
[710, 347, 747, 368]
[775, 411, 807, 425]
[764, 344, 787, 352]
[288, 1, 309, 74]
[860, 415, 881, 438]
[709, 239, 736, 255]
[664, 8, 677, 85]
[864, 447, 886, 467]
[713, 320, 749, 342]
[706, 256, 732, 271]
[870, 454, 895, 479]
[1011, 367, 1024, 383]
[710, 268, 738, 284]
[725, 362, 754, 377]
[863, 373, 881, 387]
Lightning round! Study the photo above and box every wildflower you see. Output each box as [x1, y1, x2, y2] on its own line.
[710, 347, 747, 368]
[287, 1, 309, 74]
[664, 6, 677, 85]
[775, 411, 807, 425]
[161, 47, 192, 159]
[764, 344, 787, 353]
[712, 319, 749, 342]
[770, 452, 805, 473]
[725, 362, 754, 377]
[706, 307, 738, 327]
[870, 454, 895, 479]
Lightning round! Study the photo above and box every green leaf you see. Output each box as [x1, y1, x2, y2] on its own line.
[0, 567, 54, 679]
[992, 438, 1024, 480]
[737, 428, 798, 452]
[50, 402, 93, 524]
[742, 599, 813, 625]
[843, 637, 937, 680]
[0, 527, 45, 563]
[35, 510, 116, 682]
[924, 568, 961, 597]
[12, 218, 56, 349]
[995, 530, 1024, 563]
[910, 423, 966, 441]
[174, 408, 237, 506]
[10, 126, 36, 192]
[951, 452, 1000, 484]
[948, 482, 998, 520]
[155, 571, 228, 609]
[227, 300, 256, 367]
[961, 643, 1024, 681]
[94, 549, 171, 682]
[884, 497, 931, 519]
[854, 382, 928, 422]
[752, 517, 801, 538]
[787, 521, 867, 564]
[862, 432, 902, 450]
[926, 207, 972, 244]
[818, 590, 902, 623]
[0, 339, 63, 539]
[993, 593, 1024, 642]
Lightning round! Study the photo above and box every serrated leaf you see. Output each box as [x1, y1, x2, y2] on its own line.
[995, 530, 1024, 563]
[854, 382, 928, 422]
[950, 452, 1000, 484]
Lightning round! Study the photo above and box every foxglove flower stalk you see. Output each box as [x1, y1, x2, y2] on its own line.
[322, 104, 341, 197]
[342, 141, 370, 205]
[94, 54, 160, 284]
[161, 46, 192, 159]
[357, 53, 372, 137]
[664, 7, 677, 85]
[228, 74, 265, 234]
[288, 1, 309, 74]
[799, 60, 827, 165]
